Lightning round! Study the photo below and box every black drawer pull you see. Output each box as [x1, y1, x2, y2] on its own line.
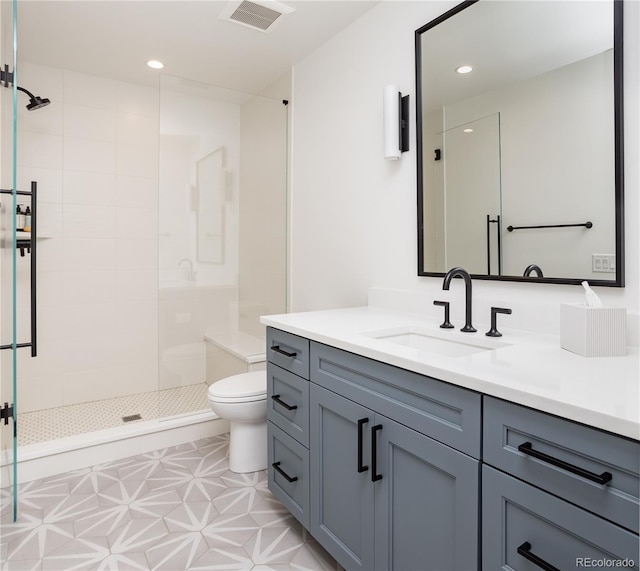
[357, 417, 369, 473]
[371, 424, 383, 482]
[517, 542, 560, 571]
[271, 394, 298, 411]
[272, 461, 298, 483]
[517, 442, 613, 485]
[271, 345, 297, 358]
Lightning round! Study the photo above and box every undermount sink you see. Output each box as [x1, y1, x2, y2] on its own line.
[363, 326, 509, 358]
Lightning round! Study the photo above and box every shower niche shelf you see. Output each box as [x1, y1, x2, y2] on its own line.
[16, 231, 52, 239]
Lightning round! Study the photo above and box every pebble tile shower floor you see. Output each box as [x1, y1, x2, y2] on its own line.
[18, 383, 210, 446]
[0, 434, 339, 570]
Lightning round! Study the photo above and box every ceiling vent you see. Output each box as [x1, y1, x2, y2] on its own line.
[219, 0, 295, 33]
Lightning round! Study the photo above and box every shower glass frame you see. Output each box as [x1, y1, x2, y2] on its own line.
[0, 0, 20, 522]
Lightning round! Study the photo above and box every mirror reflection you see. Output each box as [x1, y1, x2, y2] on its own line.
[197, 147, 226, 264]
[416, 0, 623, 285]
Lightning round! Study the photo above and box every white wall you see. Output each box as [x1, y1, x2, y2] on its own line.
[238, 83, 289, 339]
[290, 1, 639, 341]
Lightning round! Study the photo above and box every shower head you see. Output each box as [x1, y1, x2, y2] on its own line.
[1, 65, 51, 111]
[17, 87, 51, 111]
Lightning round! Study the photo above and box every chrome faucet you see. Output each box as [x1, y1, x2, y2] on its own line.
[179, 258, 196, 281]
[442, 267, 476, 332]
[523, 264, 544, 278]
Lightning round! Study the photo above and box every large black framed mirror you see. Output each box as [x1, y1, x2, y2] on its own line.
[416, 0, 624, 286]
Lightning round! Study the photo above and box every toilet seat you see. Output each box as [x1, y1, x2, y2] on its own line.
[207, 371, 266, 403]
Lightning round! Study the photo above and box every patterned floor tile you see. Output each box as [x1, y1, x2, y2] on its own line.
[188, 545, 254, 570]
[201, 513, 260, 549]
[244, 526, 306, 566]
[145, 531, 210, 570]
[164, 502, 219, 533]
[0, 435, 339, 571]
[6, 521, 75, 562]
[107, 517, 168, 555]
[47, 467, 121, 496]
[40, 537, 111, 570]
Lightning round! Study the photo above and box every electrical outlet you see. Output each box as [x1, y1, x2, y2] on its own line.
[592, 254, 616, 273]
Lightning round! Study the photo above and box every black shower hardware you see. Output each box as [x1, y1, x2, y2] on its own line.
[0, 181, 38, 358]
[433, 300, 454, 329]
[507, 221, 592, 232]
[523, 264, 544, 278]
[486, 214, 502, 275]
[486, 307, 512, 338]
[1, 64, 51, 111]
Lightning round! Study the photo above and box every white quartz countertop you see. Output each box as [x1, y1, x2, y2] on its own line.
[261, 307, 640, 441]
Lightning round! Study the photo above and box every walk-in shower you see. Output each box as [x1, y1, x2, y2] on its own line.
[0, 0, 289, 520]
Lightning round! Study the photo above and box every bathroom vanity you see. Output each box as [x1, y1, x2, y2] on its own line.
[262, 307, 639, 571]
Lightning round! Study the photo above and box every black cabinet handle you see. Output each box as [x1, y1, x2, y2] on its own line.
[371, 424, 383, 482]
[271, 345, 297, 358]
[272, 461, 298, 483]
[271, 394, 298, 411]
[517, 442, 612, 485]
[517, 542, 560, 571]
[357, 417, 369, 473]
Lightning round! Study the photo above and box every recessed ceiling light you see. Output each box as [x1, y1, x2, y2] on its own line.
[456, 65, 473, 74]
[463, 128, 474, 133]
[147, 60, 164, 70]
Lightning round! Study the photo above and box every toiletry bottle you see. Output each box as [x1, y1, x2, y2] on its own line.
[24, 206, 31, 232]
[16, 205, 25, 231]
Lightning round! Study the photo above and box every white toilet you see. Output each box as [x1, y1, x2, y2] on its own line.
[207, 371, 267, 473]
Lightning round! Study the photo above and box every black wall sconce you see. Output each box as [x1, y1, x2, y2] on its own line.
[383, 84, 409, 160]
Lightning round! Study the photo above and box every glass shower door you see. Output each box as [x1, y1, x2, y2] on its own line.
[0, 0, 19, 521]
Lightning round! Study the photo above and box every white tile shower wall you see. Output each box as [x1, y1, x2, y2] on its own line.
[290, 1, 639, 335]
[15, 62, 160, 412]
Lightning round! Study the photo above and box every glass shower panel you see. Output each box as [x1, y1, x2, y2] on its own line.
[0, 0, 18, 520]
[158, 75, 287, 407]
[443, 113, 502, 274]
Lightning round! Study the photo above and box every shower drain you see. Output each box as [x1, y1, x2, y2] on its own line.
[122, 414, 142, 423]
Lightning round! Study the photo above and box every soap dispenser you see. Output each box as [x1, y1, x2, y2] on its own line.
[16, 204, 25, 231]
[24, 206, 31, 232]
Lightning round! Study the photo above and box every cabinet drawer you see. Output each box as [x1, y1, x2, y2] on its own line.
[311, 342, 481, 457]
[266, 327, 310, 379]
[483, 465, 639, 570]
[484, 396, 640, 532]
[267, 363, 309, 447]
[267, 422, 309, 529]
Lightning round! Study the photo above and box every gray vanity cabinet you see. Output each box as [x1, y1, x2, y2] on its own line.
[309, 346, 480, 571]
[266, 329, 311, 528]
[482, 397, 640, 569]
[309, 383, 375, 571]
[266, 327, 639, 571]
[483, 466, 640, 570]
[373, 412, 479, 571]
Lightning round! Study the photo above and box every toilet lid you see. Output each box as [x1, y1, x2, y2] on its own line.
[207, 371, 266, 400]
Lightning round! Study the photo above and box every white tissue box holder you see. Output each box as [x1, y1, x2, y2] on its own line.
[560, 303, 626, 357]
